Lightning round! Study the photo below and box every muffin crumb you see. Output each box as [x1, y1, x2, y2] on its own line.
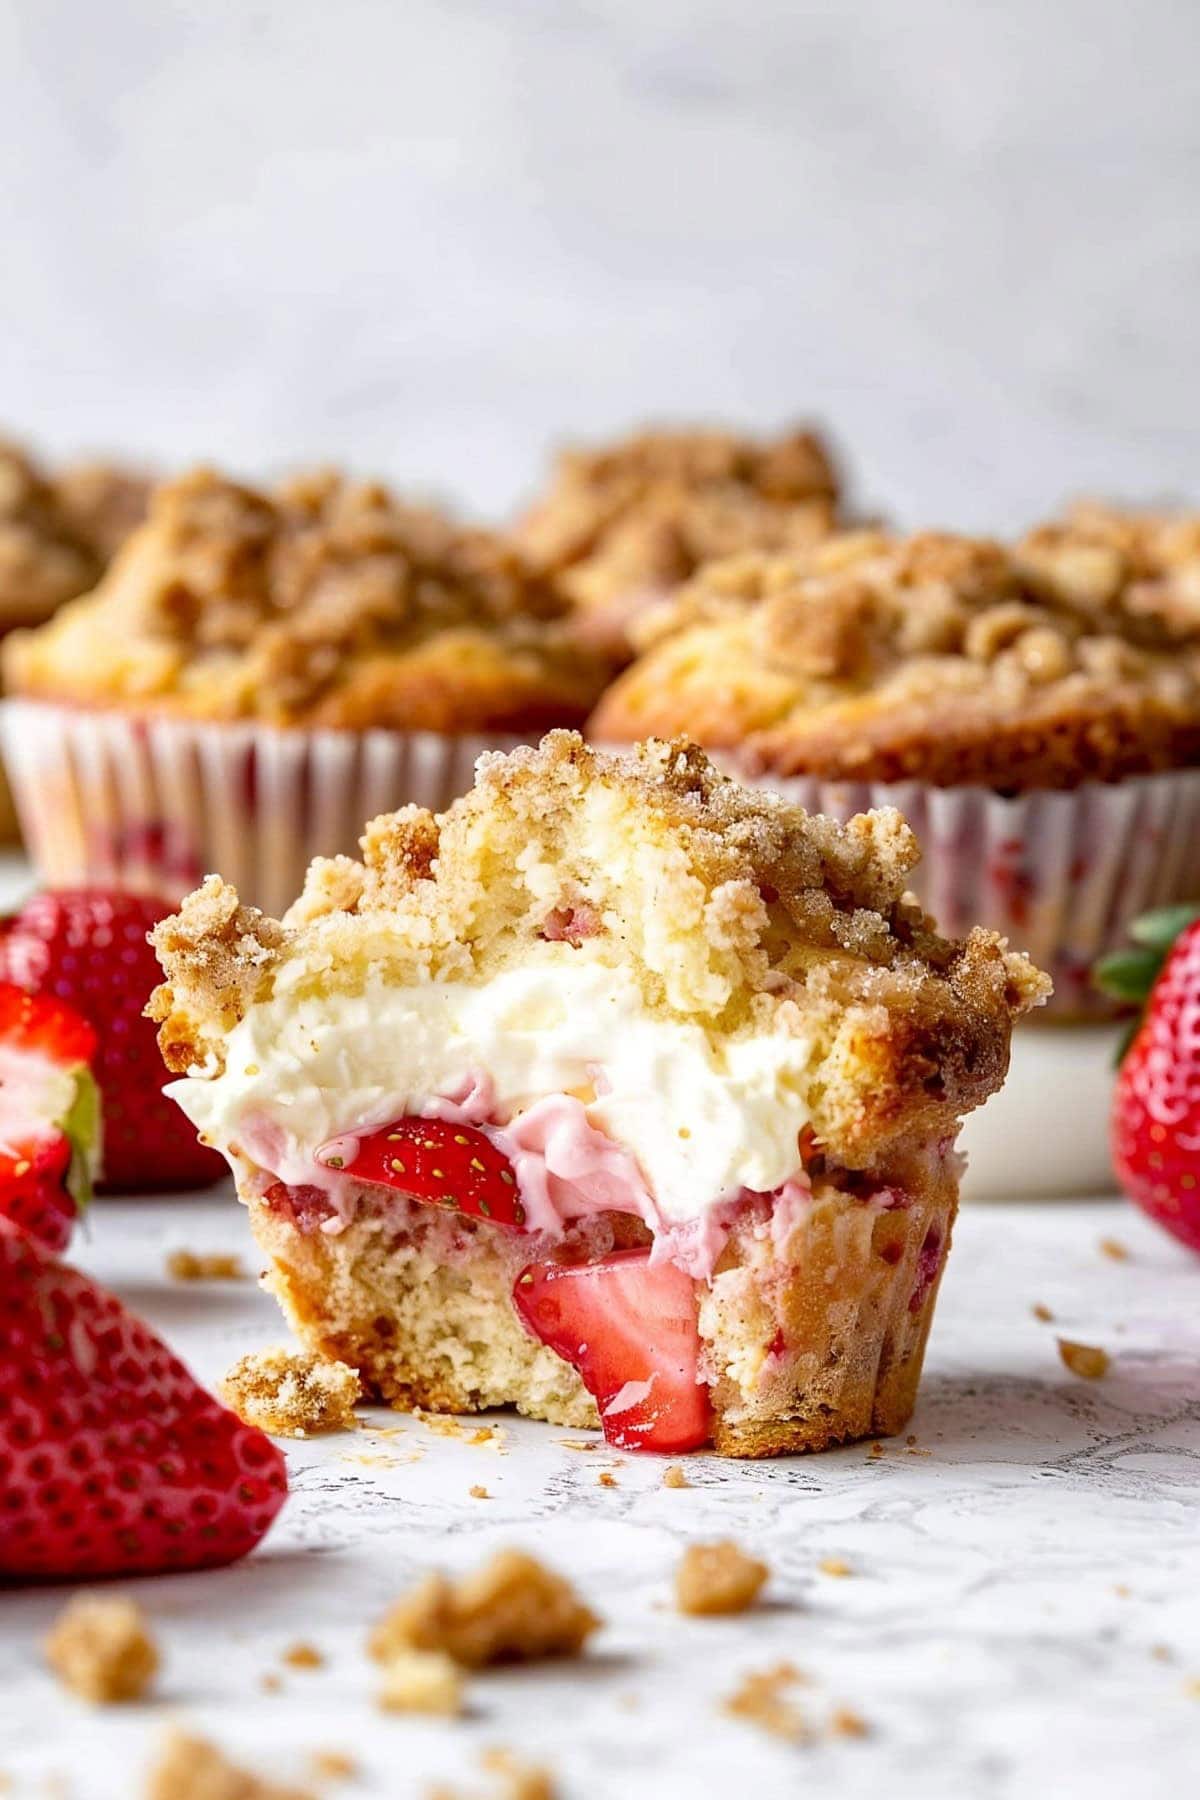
[1057, 1338, 1111, 1380]
[309, 1751, 357, 1781]
[44, 1594, 159, 1704]
[829, 1705, 870, 1739]
[220, 1346, 361, 1436]
[723, 1662, 809, 1742]
[662, 1464, 690, 1489]
[282, 1642, 324, 1670]
[166, 1248, 246, 1282]
[469, 1484, 490, 1500]
[1032, 1302, 1054, 1322]
[369, 1550, 600, 1669]
[676, 1541, 769, 1616]
[597, 1471, 618, 1489]
[145, 1730, 315, 1799]
[1099, 1237, 1130, 1261]
[377, 1649, 465, 1717]
[818, 1556, 853, 1578]
[481, 1748, 557, 1800]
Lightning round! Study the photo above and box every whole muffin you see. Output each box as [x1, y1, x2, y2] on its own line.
[513, 423, 842, 656]
[2, 467, 613, 913]
[591, 527, 1200, 1018]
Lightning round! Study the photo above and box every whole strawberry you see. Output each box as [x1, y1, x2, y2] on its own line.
[0, 890, 226, 1192]
[0, 1217, 288, 1579]
[1098, 904, 1200, 1254]
[0, 983, 100, 1252]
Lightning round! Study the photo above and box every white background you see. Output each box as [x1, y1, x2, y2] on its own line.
[1, 0, 1198, 529]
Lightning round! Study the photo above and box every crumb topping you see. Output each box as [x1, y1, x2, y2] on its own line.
[219, 1346, 361, 1436]
[150, 732, 1047, 1173]
[591, 527, 1200, 788]
[514, 424, 840, 617]
[5, 466, 611, 730]
[145, 1731, 314, 1800]
[53, 458, 152, 562]
[368, 1549, 600, 1669]
[675, 1540, 769, 1616]
[44, 1594, 159, 1704]
[661, 1463, 690, 1489]
[0, 439, 100, 627]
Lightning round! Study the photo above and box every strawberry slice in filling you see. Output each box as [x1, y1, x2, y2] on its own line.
[513, 1249, 710, 1453]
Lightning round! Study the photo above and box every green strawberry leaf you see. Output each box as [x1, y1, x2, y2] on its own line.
[61, 1066, 101, 1212]
[1093, 946, 1164, 1004]
[1128, 903, 1200, 952]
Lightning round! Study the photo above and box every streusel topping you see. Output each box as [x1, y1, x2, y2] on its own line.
[5, 468, 612, 730]
[1018, 501, 1200, 643]
[591, 529, 1200, 788]
[513, 424, 840, 620]
[150, 733, 1046, 1170]
[0, 439, 100, 627]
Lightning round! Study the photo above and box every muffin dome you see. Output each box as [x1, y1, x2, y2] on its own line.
[590, 528, 1200, 790]
[5, 468, 612, 733]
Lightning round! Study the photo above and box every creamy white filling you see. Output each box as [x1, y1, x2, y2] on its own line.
[170, 956, 815, 1230]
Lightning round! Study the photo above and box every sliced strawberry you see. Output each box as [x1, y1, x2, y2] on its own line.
[317, 1116, 528, 1228]
[0, 983, 100, 1253]
[0, 1217, 288, 1580]
[512, 1249, 710, 1453]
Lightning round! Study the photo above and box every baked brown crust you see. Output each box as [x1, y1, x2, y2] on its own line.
[590, 528, 1200, 789]
[4, 467, 613, 731]
[512, 424, 841, 645]
[151, 731, 1047, 1171]
[53, 458, 153, 562]
[0, 439, 101, 630]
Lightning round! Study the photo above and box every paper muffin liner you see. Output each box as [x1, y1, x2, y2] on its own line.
[0, 699, 522, 917]
[712, 757, 1200, 1020]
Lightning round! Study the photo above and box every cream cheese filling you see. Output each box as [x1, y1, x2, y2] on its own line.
[168, 956, 815, 1231]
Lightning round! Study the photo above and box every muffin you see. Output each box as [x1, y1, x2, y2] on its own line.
[150, 732, 1046, 1456]
[512, 424, 842, 656]
[2, 468, 613, 914]
[53, 458, 154, 563]
[590, 529, 1200, 1018]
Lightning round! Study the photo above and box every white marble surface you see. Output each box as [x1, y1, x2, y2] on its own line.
[2, 1, 1200, 529]
[3, 1192, 1200, 1798]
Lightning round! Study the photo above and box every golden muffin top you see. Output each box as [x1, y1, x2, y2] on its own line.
[590, 525, 1200, 790]
[0, 439, 104, 631]
[512, 424, 842, 644]
[5, 467, 613, 733]
[150, 731, 1047, 1172]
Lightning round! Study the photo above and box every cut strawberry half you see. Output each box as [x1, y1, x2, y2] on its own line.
[317, 1116, 528, 1229]
[512, 1249, 711, 1453]
[0, 983, 100, 1253]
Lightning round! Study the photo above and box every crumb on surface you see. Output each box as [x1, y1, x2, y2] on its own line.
[1151, 1644, 1174, 1663]
[220, 1345, 361, 1437]
[662, 1464, 689, 1489]
[676, 1541, 769, 1617]
[723, 1662, 809, 1742]
[44, 1594, 159, 1705]
[829, 1705, 870, 1739]
[1032, 1302, 1054, 1322]
[469, 1484, 490, 1500]
[480, 1748, 557, 1800]
[145, 1730, 315, 1799]
[377, 1649, 465, 1717]
[261, 1672, 283, 1694]
[1057, 1338, 1111, 1380]
[818, 1556, 853, 1578]
[369, 1549, 600, 1669]
[309, 1751, 357, 1781]
[166, 1248, 247, 1282]
[1099, 1237, 1130, 1261]
[282, 1642, 324, 1670]
[597, 1472, 617, 1489]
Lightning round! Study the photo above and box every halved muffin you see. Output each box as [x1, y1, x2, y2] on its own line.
[150, 733, 1046, 1456]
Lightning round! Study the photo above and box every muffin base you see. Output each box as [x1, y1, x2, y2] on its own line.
[243, 1165, 957, 1459]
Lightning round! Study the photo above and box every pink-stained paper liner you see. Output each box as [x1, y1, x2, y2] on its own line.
[706, 757, 1200, 1021]
[0, 699, 522, 917]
